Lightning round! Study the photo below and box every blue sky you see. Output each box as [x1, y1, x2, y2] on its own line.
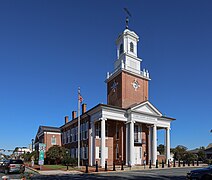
[0, 0, 211, 153]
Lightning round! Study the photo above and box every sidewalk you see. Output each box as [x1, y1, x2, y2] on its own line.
[26, 163, 207, 176]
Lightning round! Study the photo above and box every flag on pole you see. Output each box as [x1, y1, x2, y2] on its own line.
[77, 87, 81, 168]
[78, 94, 83, 103]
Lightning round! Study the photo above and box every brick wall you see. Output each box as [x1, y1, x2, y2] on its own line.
[44, 133, 61, 151]
[107, 71, 149, 108]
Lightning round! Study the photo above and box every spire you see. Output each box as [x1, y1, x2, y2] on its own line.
[124, 8, 132, 29]
[126, 17, 129, 29]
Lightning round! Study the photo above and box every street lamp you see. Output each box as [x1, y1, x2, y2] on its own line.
[31, 139, 34, 152]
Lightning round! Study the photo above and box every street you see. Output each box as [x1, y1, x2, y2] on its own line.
[31, 167, 201, 180]
[0, 167, 37, 180]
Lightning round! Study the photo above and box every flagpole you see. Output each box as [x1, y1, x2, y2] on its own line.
[78, 87, 80, 168]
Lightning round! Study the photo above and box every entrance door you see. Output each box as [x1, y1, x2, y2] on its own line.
[135, 147, 142, 165]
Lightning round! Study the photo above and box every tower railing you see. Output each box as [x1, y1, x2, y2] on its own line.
[107, 62, 150, 80]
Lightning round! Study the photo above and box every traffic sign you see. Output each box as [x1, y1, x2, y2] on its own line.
[38, 143, 46, 165]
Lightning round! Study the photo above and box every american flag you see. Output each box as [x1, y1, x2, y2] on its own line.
[78, 94, 83, 103]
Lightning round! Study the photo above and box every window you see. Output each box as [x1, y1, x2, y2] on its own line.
[64, 132, 67, 144]
[119, 44, 123, 55]
[70, 128, 73, 142]
[10, 160, 23, 164]
[81, 122, 88, 140]
[116, 144, 119, 159]
[95, 147, 108, 159]
[105, 147, 108, 159]
[62, 132, 64, 144]
[140, 147, 142, 159]
[99, 147, 101, 158]
[134, 124, 142, 143]
[95, 121, 108, 138]
[74, 127, 77, 142]
[116, 124, 119, 139]
[71, 148, 75, 158]
[85, 122, 88, 139]
[96, 147, 100, 159]
[51, 136, 56, 145]
[80, 147, 82, 158]
[83, 146, 88, 159]
[75, 148, 77, 158]
[80, 124, 82, 140]
[130, 42, 134, 52]
[134, 125, 138, 142]
[105, 122, 108, 137]
[67, 130, 70, 143]
[95, 122, 101, 138]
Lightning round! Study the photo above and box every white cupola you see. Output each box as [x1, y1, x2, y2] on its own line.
[106, 28, 150, 82]
[114, 29, 142, 75]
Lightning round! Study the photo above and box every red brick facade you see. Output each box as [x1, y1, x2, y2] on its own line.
[107, 71, 149, 108]
[44, 133, 61, 152]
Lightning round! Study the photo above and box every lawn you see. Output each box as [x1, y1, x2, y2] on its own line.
[42, 164, 78, 170]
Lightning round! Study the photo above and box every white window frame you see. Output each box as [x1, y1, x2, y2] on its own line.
[51, 136, 56, 145]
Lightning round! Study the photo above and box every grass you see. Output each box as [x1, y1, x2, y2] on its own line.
[43, 164, 66, 170]
[42, 164, 78, 170]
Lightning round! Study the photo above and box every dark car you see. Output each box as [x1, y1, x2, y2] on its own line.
[0, 159, 25, 174]
[187, 165, 212, 180]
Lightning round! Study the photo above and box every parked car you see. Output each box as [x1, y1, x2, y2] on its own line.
[187, 165, 212, 180]
[0, 159, 25, 174]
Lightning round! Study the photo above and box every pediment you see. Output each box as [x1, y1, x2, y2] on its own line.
[131, 101, 162, 116]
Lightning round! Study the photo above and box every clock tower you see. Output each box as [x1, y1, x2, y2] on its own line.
[106, 28, 150, 108]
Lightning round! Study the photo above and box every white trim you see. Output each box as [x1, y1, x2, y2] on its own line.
[129, 120, 135, 166]
[44, 132, 61, 135]
[89, 122, 93, 166]
[131, 101, 162, 117]
[152, 125, 157, 165]
[125, 123, 129, 165]
[100, 118, 106, 167]
[165, 127, 170, 164]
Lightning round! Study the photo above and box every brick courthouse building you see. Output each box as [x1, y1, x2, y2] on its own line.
[61, 27, 175, 167]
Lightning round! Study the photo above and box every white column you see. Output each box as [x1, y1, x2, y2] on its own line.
[89, 122, 94, 166]
[165, 127, 170, 164]
[125, 123, 128, 165]
[148, 126, 152, 162]
[129, 121, 135, 166]
[100, 118, 106, 167]
[121, 126, 123, 161]
[152, 124, 157, 165]
[92, 122, 96, 165]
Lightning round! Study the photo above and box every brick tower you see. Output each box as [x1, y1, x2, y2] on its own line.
[106, 28, 151, 108]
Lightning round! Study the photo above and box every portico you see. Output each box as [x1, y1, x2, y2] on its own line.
[87, 101, 174, 167]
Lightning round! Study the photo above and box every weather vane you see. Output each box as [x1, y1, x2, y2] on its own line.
[124, 8, 132, 29]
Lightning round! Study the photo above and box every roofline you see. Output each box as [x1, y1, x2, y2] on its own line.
[130, 100, 163, 116]
[60, 103, 127, 129]
[60, 101, 176, 129]
[39, 125, 60, 129]
[161, 116, 176, 121]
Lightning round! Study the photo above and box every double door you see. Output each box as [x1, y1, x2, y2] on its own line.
[135, 146, 142, 165]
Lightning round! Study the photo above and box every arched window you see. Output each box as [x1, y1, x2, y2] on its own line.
[130, 42, 134, 52]
[119, 44, 123, 55]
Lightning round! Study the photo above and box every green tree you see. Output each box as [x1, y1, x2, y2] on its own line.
[183, 152, 196, 161]
[157, 144, 165, 155]
[22, 151, 38, 162]
[46, 145, 70, 165]
[46, 145, 62, 164]
[172, 145, 187, 160]
[197, 149, 206, 161]
[22, 152, 31, 162]
[13, 147, 19, 154]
